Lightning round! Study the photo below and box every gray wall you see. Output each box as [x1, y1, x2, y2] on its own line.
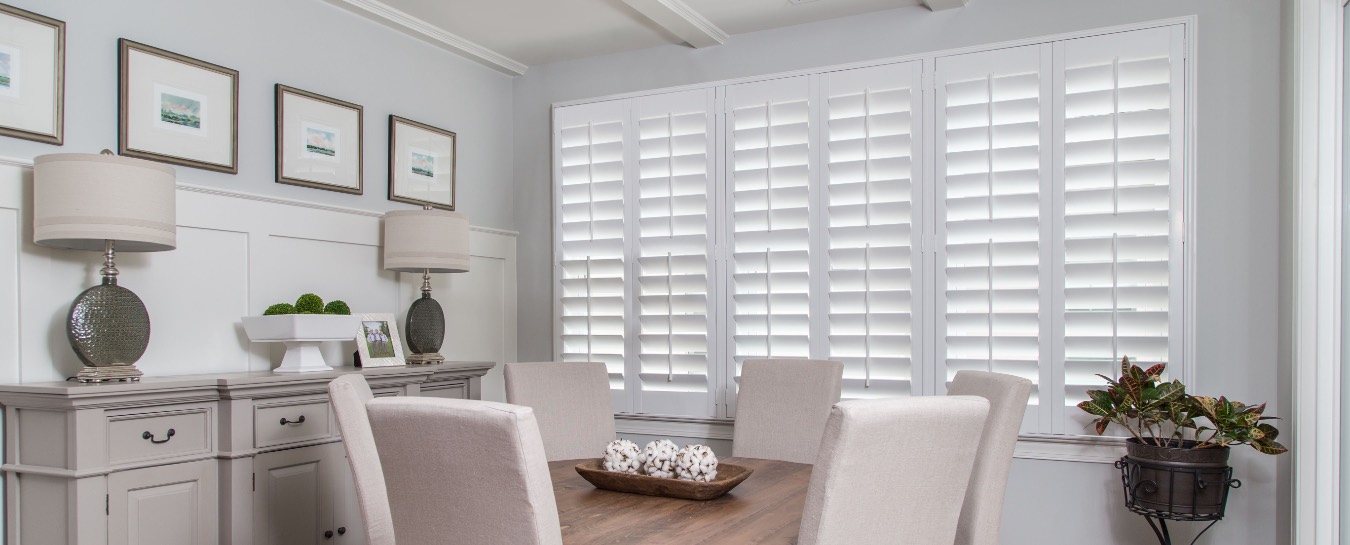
[512, 0, 1287, 542]
[1, 0, 517, 231]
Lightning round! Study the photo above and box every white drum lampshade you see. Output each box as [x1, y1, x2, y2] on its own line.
[382, 209, 469, 365]
[32, 151, 178, 383]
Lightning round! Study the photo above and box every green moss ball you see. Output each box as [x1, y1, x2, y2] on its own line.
[263, 303, 296, 316]
[323, 300, 351, 315]
[294, 293, 325, 314]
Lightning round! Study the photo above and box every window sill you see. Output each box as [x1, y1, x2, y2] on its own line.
[614, 414, 1128, 464]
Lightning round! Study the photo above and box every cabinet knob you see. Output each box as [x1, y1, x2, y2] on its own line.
[324, 530, 334, 539]
[280, 415, 306, 426]
[338, 527, 347, 535]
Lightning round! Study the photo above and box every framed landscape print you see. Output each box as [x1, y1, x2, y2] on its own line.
[0, 3, 64, 145]
[276, 84, 363, 194]
[119, 39, 238, 173]
[355, 313, 405, 368]
[389, 115, 456, 210]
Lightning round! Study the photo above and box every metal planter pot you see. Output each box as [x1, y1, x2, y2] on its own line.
[1118, 438, 1237, 519]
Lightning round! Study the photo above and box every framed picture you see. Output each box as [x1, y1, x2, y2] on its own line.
[119, 39, 238, 173]
[276, 84, 363, 194]
[0, 3, 64, 145]
[355, 313, 405, 368]
[389, 115, 456, 210]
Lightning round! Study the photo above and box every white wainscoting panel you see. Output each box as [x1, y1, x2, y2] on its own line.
[0, 158, 518, 383]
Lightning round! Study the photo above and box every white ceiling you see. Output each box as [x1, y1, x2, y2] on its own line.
[365, 0, 924, 67]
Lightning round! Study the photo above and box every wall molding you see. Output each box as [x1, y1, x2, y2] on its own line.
[323, 0, 528, 75]
[0, 155, 519, 237]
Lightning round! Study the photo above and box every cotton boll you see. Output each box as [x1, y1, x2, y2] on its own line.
[641, 440, 679, 478]
[603, 439, 642, 474]
[674, 444, 719, 482]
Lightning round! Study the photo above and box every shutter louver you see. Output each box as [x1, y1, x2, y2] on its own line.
[554, 103, 630, 411]
[824, 63, 923, 399]
[1058, 27, 1184, 433]
[936, 45, 1051, 432]
[634, 90, 717, 417]
[725, 76, 814, 406]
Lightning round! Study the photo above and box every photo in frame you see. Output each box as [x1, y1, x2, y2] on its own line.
[389, 115, 456, 210]
[276, 84, 363, 194]
[355, 313, 405, 368]
[0, 3, 64, 144]
[119, 39, 238, 173]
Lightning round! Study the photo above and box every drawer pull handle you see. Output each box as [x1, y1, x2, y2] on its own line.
[142, 429, 175, 444]
[338, 527, 347, 535]
[324, 530, 334, 539]
[280, 415, 306, 426]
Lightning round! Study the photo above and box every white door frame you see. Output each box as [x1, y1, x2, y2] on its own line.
[1292, 0, 1344, 543]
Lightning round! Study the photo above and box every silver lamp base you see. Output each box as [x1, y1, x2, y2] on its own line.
[66, 241, 150, 383]
[74, 365, 144, 383]
[406, 352, 445, 365]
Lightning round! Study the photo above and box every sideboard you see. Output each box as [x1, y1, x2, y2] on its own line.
[0, 362, 495, 545]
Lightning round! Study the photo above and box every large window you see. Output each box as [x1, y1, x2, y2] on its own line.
[553, 23, 1189, 436]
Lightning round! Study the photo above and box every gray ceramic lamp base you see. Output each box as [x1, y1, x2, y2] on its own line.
[67, 282, 150, 382]
[404, 293, 446, 365]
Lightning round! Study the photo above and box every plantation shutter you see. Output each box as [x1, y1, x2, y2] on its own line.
[1056, 26, 1185, 434]
[823, 62, 924, 399]
[553, 101, 633, 413]
[723, 76, 814, 416]
[935, 44, 1053, 433]
[633, 89, 718, 417]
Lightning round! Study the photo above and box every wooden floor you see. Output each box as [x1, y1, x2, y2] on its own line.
[551, 457, 813, 544]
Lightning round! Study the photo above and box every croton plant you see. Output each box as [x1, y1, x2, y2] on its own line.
[1076, 357, 1287, 455]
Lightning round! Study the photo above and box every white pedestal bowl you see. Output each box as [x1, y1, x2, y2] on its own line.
[242, 315, 361, 373]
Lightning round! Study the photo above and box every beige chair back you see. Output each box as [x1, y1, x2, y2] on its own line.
[327, 375, 395, 545]
[798, 397, 990, 545]
[731, 359, 843, 463]
[948, 370, 1034, 545]
[366, 397, 563, 545]
[504, 361, 615, 461]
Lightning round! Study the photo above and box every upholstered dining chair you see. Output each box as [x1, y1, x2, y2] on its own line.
[947, 370, 1034, 545]
[366, 397, 563, 545]
[327, 375, 396, 545]
[731, 358, 844, 464]
[797, 397, 991, 545]
[504, 361, 615, 461]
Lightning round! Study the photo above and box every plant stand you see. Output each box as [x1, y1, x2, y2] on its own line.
[1116, 456, 1241, 545]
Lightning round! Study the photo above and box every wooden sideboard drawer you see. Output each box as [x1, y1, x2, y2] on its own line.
[254, 399, 335, 448]
[421, 381, 468, 399]
[107, 406, 212, 465]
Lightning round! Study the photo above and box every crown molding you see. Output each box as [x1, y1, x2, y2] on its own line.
[922, 0, 970, 11]
[325, 0, 528, 76]
[622, 0, 728, 48]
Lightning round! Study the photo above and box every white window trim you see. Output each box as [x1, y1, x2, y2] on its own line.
[552, 16, 1199, 464]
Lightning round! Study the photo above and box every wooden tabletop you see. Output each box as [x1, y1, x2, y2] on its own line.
[551, 457, 813, 545]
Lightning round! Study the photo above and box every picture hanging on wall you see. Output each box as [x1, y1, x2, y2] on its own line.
[119, 39, 238, 173]
[275, 84, 363, 194]
[389, 115, 456, 211]
[0, 3, 64, 145]
[355, 313, 405, 368]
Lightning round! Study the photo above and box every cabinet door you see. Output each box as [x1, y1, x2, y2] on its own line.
[253, 444, 340, 545]
[331, 448, 366, 545]
[108, 459, 218, 545]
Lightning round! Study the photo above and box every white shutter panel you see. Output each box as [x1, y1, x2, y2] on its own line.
[1057, 26, 1185, 434]
[553, 101, 632, 413]
[633, 89, 717, 417]
[935, 44, 1052, 432]
[823, 62, 923, 399]
[724, 76, 814, 415]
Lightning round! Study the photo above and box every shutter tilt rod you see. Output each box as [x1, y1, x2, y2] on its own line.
[864, 242, 872, 388]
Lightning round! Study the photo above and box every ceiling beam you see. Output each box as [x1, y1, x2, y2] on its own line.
[325, 0, 528, 75]
[922, 0, 970, 11]
[622, 0, 729, 48]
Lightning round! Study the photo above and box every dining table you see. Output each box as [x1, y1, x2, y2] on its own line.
[550, 457, 814, 545]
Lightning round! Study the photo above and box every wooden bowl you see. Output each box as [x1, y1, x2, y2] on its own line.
[573, 459, 754, 501]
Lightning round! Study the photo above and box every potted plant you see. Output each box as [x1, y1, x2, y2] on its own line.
[242, 293, 357, 373]
[1077, 357, 1286, 524]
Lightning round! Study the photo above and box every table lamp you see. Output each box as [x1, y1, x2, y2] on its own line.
[382, 208, 469, 364]
[34, 151, 176, 382]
